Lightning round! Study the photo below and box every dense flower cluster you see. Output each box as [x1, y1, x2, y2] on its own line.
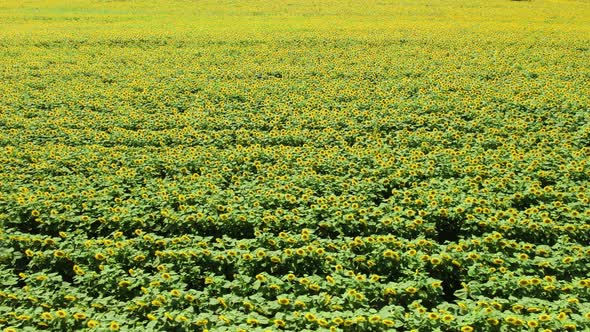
[1, 0, 589, 331]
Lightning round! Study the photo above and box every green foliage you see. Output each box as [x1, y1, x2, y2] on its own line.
[0, 0, 589, 331]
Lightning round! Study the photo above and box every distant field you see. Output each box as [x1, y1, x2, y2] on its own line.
[1, 0, 589, 331]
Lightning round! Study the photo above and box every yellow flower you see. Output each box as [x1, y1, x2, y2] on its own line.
[41, 312, 53, 320]
[243, 301, 254, 310]
[118, 280, 131, 287]
[492, 258, 504, 265]
[442, 314, 454, 322]
[73, 312, 87, 320]
[461, 326, 474, 332]
[73, 265, 85, 276]
[539, 314, 551, 321]
[109, 321, 120, 331]
[309, 284, 320, 291]
[94, 253, 106, 260]
[299, 277, 310, 285]
[294, 300, 306, 308]
[427, 313, 439, 320]
[332, 317, 344, 325]
[270, 256, 281, 263]
[277, 298, 290, 305]
[217, 297, 227, 307]
[382, 319, 395, 327]
[527, 320, 539, 328]
[53, 250, 65, 258]
[55, 310, 68, 318]
[505, 316, 520, 325]
[384, 288, 396, 295]
[383, 249, 398, 258]
[430, 257, 442, 265]
[195, 319, 208, 326]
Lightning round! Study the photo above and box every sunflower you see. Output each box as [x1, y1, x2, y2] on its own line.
[73, 312, 87, 320]
[277, 298, 290, 305]
[442, 314, 454, 322]
[55, 310, 68, 318]
[538, 314, 551, 322]
[87, 320, 99, 328]
[41, 312, 53, 320]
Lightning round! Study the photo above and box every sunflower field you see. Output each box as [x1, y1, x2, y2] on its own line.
[1, 0, 589, 331]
